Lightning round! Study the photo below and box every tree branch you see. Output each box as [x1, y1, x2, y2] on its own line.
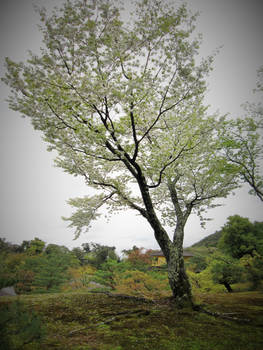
[45, 99, 76, 131]
[148, 138, 203, 189]
[57, 44, 72, 76]
[130, 102, 139, 161]
[92, 180, 149, 219]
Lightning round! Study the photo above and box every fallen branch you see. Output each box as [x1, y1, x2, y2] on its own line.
[194, 305, 251, 323]
[103, 309, 151, 317]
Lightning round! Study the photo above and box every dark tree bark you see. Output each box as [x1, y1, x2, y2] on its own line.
[151, 221, 193, 307]
[223, 282, 233, 293]
[162, 180, 193, 307]
[150, 225, 193, 307]
[166, 246, 192, 306]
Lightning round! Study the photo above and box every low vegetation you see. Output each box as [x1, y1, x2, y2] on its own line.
[1, 215, 263, 348]
[1, 291, 263, 350]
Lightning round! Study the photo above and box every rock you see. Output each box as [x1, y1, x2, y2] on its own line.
[0, 286, 16, 296]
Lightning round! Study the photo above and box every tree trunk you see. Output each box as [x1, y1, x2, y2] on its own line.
[136, 176, 193, 307]
[162, 179, 193, 307]
[223, 282, 233, 293]
[167, 245, 193, 308]
[151, 218, 193, 308]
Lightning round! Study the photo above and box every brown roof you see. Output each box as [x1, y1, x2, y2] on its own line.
[150, 250, 193, 257]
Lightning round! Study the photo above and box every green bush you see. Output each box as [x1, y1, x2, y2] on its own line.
[0, 300, 45, 349]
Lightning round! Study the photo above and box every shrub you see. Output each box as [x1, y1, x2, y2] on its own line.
[15, 269, 35, 294]
[0, 300, 45, 349]
[240, 253, 263, 290]
[125, 248, 153, 271]
[65, 265, 97, 290]
[188, 269, 225, 293]
[115, 270, 170, 298]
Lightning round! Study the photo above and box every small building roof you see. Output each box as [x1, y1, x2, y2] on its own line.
[150, 250, 193, 257]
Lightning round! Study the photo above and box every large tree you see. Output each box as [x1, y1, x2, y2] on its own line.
[3, 0, 238, 306]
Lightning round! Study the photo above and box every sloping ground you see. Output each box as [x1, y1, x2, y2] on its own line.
[190, 230, 222, 248]
[1, 291, 263, 350]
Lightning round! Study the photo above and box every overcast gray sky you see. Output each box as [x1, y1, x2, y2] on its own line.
[0, 0, 262, 254]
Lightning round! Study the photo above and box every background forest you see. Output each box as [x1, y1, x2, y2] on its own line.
[1, 215, 263, 298]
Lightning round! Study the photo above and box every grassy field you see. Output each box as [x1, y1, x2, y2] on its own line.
[1, 291, 263, 350]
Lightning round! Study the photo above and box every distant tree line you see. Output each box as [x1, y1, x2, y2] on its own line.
[1, 215, 262, 296]
[0, 238, 118, 293]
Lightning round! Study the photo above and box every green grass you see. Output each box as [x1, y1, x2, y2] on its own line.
[1, 291, 263, 350]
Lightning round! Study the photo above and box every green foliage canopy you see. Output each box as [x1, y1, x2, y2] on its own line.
[85, 242, 118, 268]
[2, 0, 239, 238]
[26, 237, 46, 255]
[218, 215, 263, 259]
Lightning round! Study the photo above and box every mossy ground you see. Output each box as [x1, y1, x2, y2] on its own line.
[1, 291, 263, 350]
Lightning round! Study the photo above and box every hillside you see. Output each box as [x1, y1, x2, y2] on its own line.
[191, 230, 222, 248]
